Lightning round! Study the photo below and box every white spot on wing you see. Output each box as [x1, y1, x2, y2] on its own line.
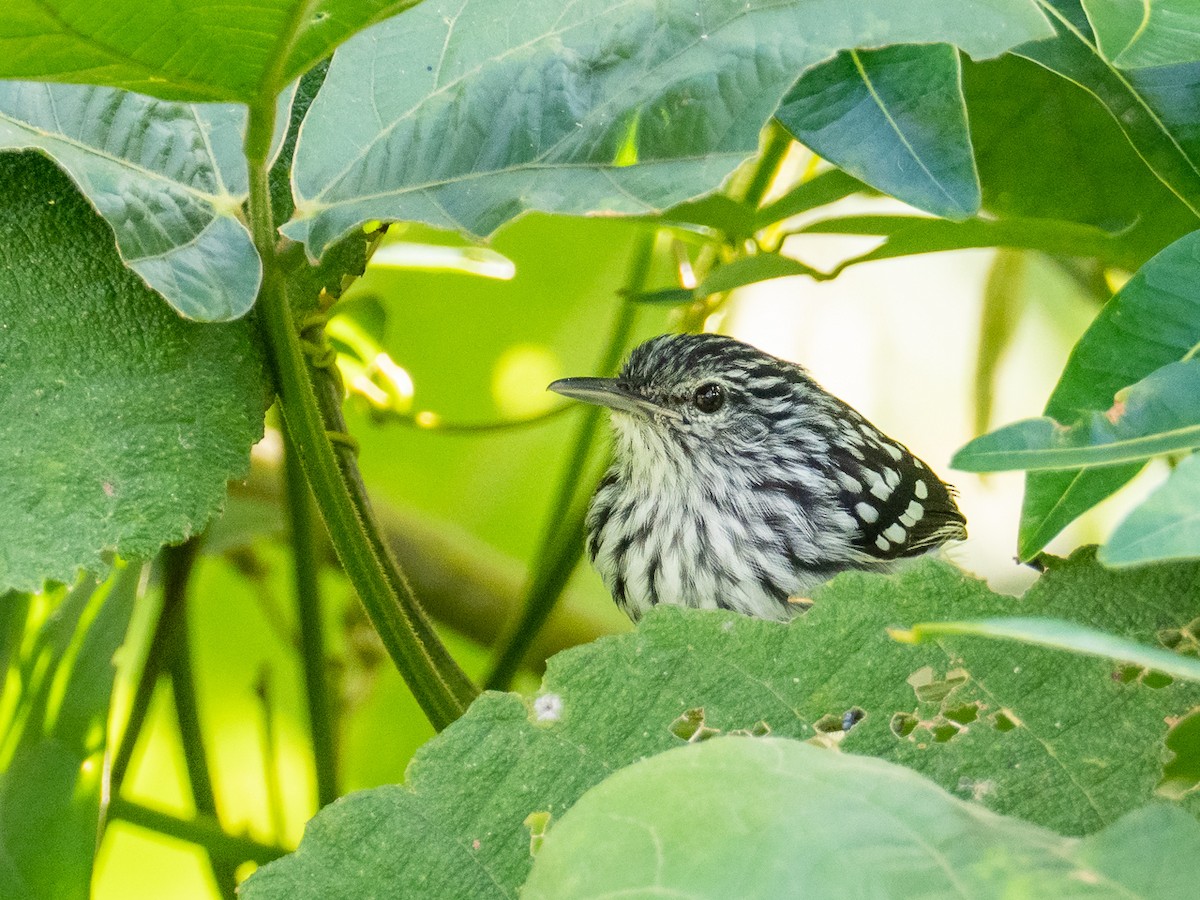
[837, 471, 862, 492]
[855, 502, 879, 524]
[914, 479, 928, 499]
[906, 500, 924, 521]
[882, 443, 902, 461]
[875, 535, 890, 551]
[884, 523, 907, 543]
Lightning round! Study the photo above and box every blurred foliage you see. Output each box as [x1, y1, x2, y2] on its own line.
[1, 0, 1200, 897]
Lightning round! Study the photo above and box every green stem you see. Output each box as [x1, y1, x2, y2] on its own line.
[740, 121, 792, 208]
[282, 428, 339, 807]
[254, 668, 290, 843]
[108, 798, 288, 866]
[162, 543, 240, 900]
[245, 100, 476, 731]
[484, 233, 653, 690]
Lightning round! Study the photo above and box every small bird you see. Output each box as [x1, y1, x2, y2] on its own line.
[548, 333, 966, 622]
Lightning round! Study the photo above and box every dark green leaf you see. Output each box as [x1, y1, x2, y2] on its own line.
[0, 568, 139, 900]
[777, 44, 980, 219]
[284, 0, 1053, 255]
[525, 739, 1200, 899]
[1018, 0, 1200, 215]
[242, 553, 1200, 898]
[0, 0, 417, 103]
[696, 254, 821, 297]
[1082, 0, 1200, 69]
[953, 359, 1200, 471]
[1101, 451, 1200, 565]
[752, 168, 868, 230]
[0, 153, 267, 592]
[1011, 227, 1200, 558]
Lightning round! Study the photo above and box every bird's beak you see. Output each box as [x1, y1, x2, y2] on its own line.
[547, 377, 677, 418]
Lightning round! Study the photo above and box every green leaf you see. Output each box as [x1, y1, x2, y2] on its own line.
[0, 153, 267, 593]
[0, 567, 140, 900]
[1082, 0, 1200, 69]
[241, 553, 1200, 898]
[0, 83, 281, 321]
[974, 250, 1030, 436]
[953, 359, 1200, 471]
[1018, 0, 1200, 216]
[696, 254, 821, 298]
[776, 44, 981, 220]
[1101, 452, 1200, 565]
[1009, 227, 1200, 558]
[752, 168, 869, 230]
[896, 616, 1200, 682]
[0, 1, 416, 103]
[802, 213, 1133, 274]
[964, 51, 1198, 270]
[524, 738, 1200, 899]
[284, 0, 1053, 256]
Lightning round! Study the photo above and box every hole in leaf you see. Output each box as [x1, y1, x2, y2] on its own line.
[992, 710, 1018, 732]
[944, 702, 981, 725]
[669, 707, 720, 743]
[908, 666, 969, 703]
[1114, 665, 1175, 689]
[891, 712, 918, 738]
[1143, 670, 1174, 689]
[1113, 664, 1142, 684]
[730, 720, 771, 737]
[842, 707, 865, 731]
[932, 721, 961, 743]
[814, 714, 843, 734]
[523, 811, 551, 857]
[1159, 707, 1200, 800]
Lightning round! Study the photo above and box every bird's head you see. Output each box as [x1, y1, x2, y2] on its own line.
[549, 334, 820, 464]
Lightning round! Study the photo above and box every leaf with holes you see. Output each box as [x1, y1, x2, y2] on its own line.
[242, 551, 1200, 898]
[0, 1, 417, 103]
[283, 0, 1053, 256]
[1082, 0, 1200, 69]
[776, 44, 980, 220]
[0, 153, 267, 592]
[524, 739, 1200, 899]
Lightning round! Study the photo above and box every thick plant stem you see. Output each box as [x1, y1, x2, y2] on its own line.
[282, 429, 339, 807]
[108, 798, 287, 866]
[484, 234, 653, 690]
[245, 101, 476, 731]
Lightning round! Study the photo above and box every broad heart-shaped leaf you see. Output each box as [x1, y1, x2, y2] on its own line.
[524, 739, 1200, 900]
[241, 552, 1200, 898]
[284, 0, 1053, 257]
[1017, 0, 1200, 216]
[0, 568, 139, 900]
[0, 153, 267, 593]
[1082, 0, 1200, 69]
[1101, 451, 1200, 566]
[1006, 228, 1200, 559]
[776, 44, 980, 220]
[0, 83, 267, 321]
[0, 1, 414, 103]
[953, 359, 1200, 471]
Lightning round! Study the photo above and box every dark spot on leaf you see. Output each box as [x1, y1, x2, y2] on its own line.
[670, 707, 720, 743]
[992, 711, 1017, 732]
[932, 721, 961, 743]
[944, 702, 981, 725]
[891, 712, 918, 738]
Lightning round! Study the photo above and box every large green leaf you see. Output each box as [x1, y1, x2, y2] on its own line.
[0, 1, 415, 103]
[0, 83, 281, 321]
[1101, 451, 1200, 566]
[953, 359, 1200, 471]
[964, 51, 1198, 269]
[1082, 0, 1200, 69]
[1018, 0, 1200, 215]
[776, 44, 980, 220]
[284, 0, 1053, 256]
[0, 153, 267, 592]
[0, 568, 139, 900]
[998, 228, 1200, 558]
[525, 739, 1200, 899]
[242, 553, 1200, 897]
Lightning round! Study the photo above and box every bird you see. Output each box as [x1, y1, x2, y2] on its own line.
[547, 333, 966, 623]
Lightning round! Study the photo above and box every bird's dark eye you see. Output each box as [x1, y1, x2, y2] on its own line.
[693, 382, 725, 413]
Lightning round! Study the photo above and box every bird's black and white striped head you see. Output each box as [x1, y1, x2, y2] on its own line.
[549, 333, 967, 621]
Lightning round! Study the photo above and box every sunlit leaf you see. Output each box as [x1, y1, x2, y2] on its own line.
[243, 553, 1200, 897]
[284, 0, 1053, 256]
[1101, 452, 1200, 565]
[0, 153, 266, 592]
[1082, 0, 1200, 69]
[0, 568, 139, 900]
[696, 254, 820, 297]
[0, 0, 417, 103]
[776, 44, 980, 220]
[752, 168, 868, 230]
[525, 739, 1200, 899]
